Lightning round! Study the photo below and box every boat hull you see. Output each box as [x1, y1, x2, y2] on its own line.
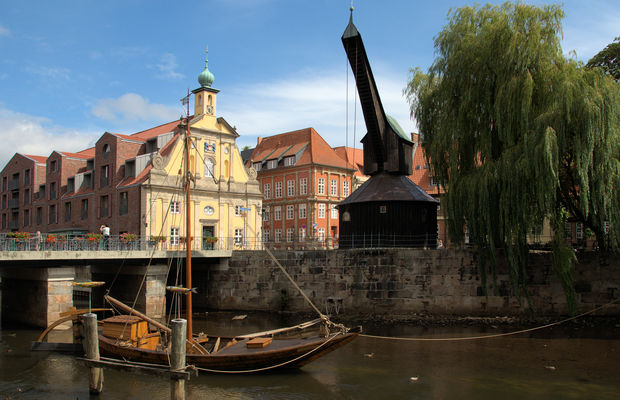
[98, 329, 360, 373]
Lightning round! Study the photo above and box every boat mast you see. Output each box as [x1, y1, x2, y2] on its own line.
[184, 91, 193, 342]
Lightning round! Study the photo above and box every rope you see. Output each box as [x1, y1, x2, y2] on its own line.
[359, 298, 620, 342]
[264, 247, 326, 320]
[192, 331, 344, 374]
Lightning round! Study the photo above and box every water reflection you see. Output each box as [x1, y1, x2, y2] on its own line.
[1, 313, 619, 399]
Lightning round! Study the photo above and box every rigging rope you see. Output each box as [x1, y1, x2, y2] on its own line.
[192, 331, 344, 374]
[359, 298, 620, 342]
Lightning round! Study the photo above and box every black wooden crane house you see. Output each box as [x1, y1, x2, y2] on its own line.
[338, 13, 439, 248]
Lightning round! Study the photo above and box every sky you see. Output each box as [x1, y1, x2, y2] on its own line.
[0, 0, 618, 167]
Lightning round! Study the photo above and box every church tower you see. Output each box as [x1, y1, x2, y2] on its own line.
[193, 47, 219, 118]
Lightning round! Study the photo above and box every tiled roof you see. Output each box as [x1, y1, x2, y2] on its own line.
[58, 151, 93, 159]
[130, 120, 180, 140]
[333, 146, 364, 177]
[112, 133, 147, 143]
[23, 154, 48, 164]
[250, 127, 355, 170]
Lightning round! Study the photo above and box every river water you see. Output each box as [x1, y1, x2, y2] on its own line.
[1, 312, 619, 400]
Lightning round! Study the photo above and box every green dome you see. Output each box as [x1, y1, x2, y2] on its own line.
[198, 61, 214, 87]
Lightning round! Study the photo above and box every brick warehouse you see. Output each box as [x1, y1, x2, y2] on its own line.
[247, 128, 359, 248]
[0, 52, 262, 246]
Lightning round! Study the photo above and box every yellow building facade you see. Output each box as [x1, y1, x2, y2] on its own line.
[141, 53, 262, 250]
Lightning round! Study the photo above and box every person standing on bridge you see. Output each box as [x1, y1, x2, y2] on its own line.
[101, 225, 110, 249]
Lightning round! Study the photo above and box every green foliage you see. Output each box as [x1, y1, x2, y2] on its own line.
[586, 36, 620, 81]
[406, 2, 620, 311]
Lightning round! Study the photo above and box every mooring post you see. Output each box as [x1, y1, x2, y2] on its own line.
[170, 318, 187, 400]
[82, 312, 104, 394]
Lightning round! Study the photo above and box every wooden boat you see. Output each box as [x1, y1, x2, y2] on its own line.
[97, 311, 360, 372]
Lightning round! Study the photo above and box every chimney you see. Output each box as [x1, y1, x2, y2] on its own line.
[257, 136, 263, 145]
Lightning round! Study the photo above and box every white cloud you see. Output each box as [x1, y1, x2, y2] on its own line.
[91, 93, 179, 123]
[154, 53, 184, 80]
[0, 107, 99, 168]
[223, 68, 416, 150]
[0, 24, 9, 36]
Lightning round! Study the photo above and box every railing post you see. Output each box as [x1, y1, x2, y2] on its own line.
[83, 312, 104, 394]
[170, 318, 187, 400]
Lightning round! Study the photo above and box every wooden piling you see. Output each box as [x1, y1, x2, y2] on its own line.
[82, 313, 104, 394]
[170, 319, 187, 400]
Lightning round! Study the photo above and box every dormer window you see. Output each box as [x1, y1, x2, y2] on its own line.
[67, 177, 75, 193]
[283, 156, 295, 167]
[267, 159, 277, 169]
[146, 139, 158, 153]
[125, 160, 136, 178]
[253, 162, 262, 172]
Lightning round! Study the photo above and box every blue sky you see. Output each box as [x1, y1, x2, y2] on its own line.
[0, 0, 618, 167]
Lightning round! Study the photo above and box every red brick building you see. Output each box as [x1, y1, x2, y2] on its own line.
[248, 128, 357, 247]
[0, 154, 47, 231]
[408, 133, 446, 245]
[0, 121, 178, 235]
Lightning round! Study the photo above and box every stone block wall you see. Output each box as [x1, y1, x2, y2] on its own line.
[205, 249, 620, 317]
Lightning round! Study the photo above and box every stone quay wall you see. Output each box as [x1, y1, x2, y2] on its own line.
[205, 248, 620, 317]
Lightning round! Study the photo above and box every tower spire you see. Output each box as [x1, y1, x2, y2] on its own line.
[198, 45, 214, 88]
[349, 0, 354, 21]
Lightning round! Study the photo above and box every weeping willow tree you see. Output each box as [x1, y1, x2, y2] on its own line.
[405, 2, 620, 311]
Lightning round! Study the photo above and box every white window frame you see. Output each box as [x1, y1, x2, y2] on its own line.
[330, 179, 337, 196]
[286, 205, 294, 220]
[299, 178, 308, 195]
[284, 156, 295, 167]
[275, 229, 282, 242]
[267, 159, 277, 169]
[318, 228, 325, 241]
[170, 227, 180, 245]
[263, 229, 270, 242]
[318, 178, 325, 195]
[274, 206, 281, 221]
[299, 227, 306, 241]
[331, 205, 338, 219]
[343, 181, 350, 197]
[275, 181, 282, 198]
[318, 203, 325, 219]
[234, 228, 244, 246]
[171, 201, 181, 214]
[287, 180, 295, 197]
[298, 203, 306, 219]
[264, 183, 271, 199]
[253, 162, 262, 171]
[235, 205, 242, 216]
[286, 228, 294, 242]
